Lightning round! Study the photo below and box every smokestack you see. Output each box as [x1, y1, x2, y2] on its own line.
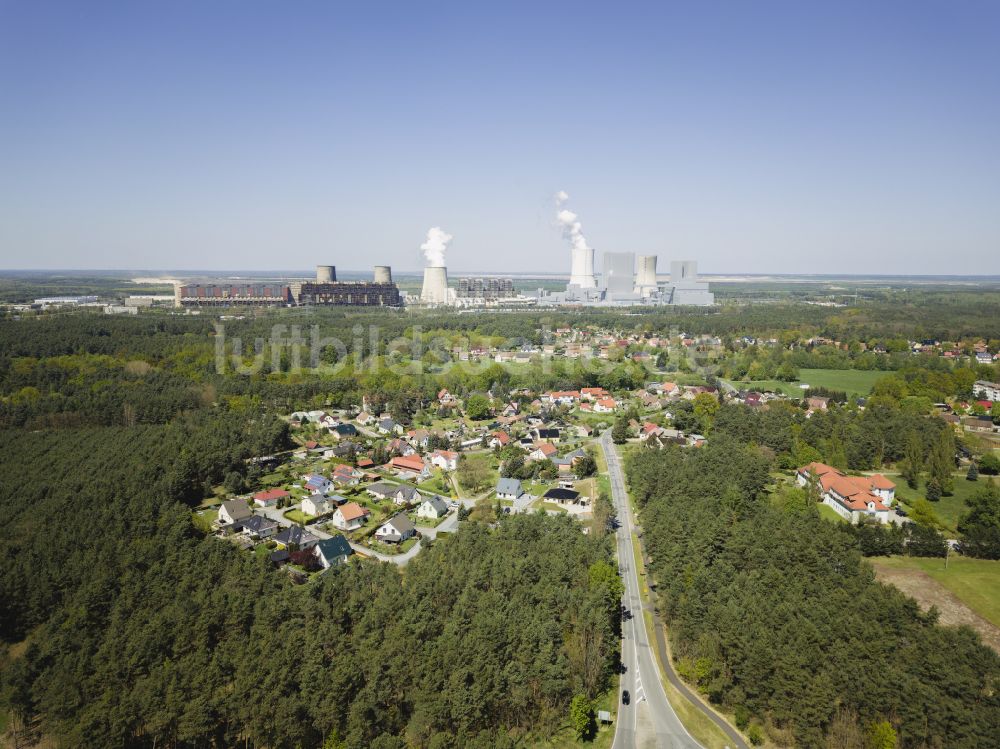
[421, 266, 449, 305]
[636, 255, 657, 294]
[556, 191, 597, 288]
[373, 265, 392, 284]
[316, 265, 336, 283]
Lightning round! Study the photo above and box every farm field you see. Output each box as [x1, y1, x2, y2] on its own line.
[727, 367, 886, 397]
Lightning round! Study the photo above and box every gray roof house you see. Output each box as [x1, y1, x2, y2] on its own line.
[496, 477, 525, 500]
[416, 495, 449, 520]
[367, 481, 421, 505]
[374, 513, 417, 544]
[218, 498, 253, 525]
[274, 525, 320, 549]
[237, 514, 279, 538]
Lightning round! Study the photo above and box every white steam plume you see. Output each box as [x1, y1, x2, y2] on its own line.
[554, 191, 589, 252]
[420, 226, 452, 268]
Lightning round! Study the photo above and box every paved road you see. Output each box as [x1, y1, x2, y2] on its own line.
[601, 431, 702, 749]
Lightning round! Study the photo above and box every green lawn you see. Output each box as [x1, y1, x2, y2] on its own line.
[283, 509, 316, 525]
[888, 471, 989, 533]
[872, 555, 1000, 629]
[192, 509, 218, 533]
[727, 367, 886, 397]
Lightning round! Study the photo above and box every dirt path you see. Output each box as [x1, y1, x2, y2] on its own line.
[871, 561, 1000, 653]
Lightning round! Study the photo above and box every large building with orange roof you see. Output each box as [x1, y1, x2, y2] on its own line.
[796, 462, 896, 524]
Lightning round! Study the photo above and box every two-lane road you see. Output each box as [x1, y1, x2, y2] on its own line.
[602, 431, 702, 749]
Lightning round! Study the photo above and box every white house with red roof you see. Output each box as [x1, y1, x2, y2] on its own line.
[580, 387, 610, 401]
[594, 397, 618, 413]
[544, 390, 580, 406]
[797, 462, 895, 524]
[528, 442, 559, 461]
[253, 488, 291, 508]
[428, 449, 459, 472]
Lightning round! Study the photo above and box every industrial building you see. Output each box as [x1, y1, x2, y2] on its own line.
[175, 265, 402, 308]
[456, 277, 516, 300]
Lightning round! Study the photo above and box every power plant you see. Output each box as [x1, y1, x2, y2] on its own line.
[175, 264, 402, 307]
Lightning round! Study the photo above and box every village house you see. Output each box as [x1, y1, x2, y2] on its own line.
[488, 431, 510, 448]
[355, 411, 375, 426]
[580, 387, 610, 401]
[374, 513, 417, 544]
[594, 397, 618, 413]
[332, 502, 372, 531]
[544, 390, 580, 407]
[528, 441, 559, 462]
[273, 525, 320, 549]
[218, 498, 252, 526]
[438, 389, 459, 406]
[312, 535, 353, 569]
[367, 481, 422, 506]
[429, 449, 459, 471]
[796, 462, 895, 524]
[416, 495, 450, 520]
[496, 477, 525, 500]
[389, 454, 430, 479]
[301, 494, 333, 517]
[253, 488, 290, 508]
[974, 380, 1000, 402]
[236, 515, 279, 539]
[303, 473, 332, 494]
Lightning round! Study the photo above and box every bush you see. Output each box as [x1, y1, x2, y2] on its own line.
[733, 705, 751, 731]
[747, 722, 765, 746]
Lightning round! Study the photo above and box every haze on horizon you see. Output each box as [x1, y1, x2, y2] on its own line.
[1, 1, 998, 275]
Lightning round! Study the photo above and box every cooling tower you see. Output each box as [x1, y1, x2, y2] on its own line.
[421, 266, 449, 304]
[670, 260, 697, 284]
[316, 265, 336, 283]
[569, 247, 597, 288]
[373, 265, 392, 284]
[636, 255, 657, 287]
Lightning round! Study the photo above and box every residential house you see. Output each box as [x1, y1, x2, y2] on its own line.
[488, 431, 511, 448]
[237, 514, 279, 539]
[367, 481, 421, 506]
[313, 535, 353, 569]
[389, 455, 429, 478]
[388, 437, 417, 457]
[378, 417, 402, 435]
[416, 495, 449, 520]
[796, 462, 894, 524]
[543, 487, 583, 505]
[528, 442, 559, 462]
[533, 427, 561, 442]
[594, 397, 617, 413]
[806, 396, 830, 411]
[332, 502, 372, 531]
[253, 488, 290, 508]
[374, 513, 417, 544]
[407, 429, 432, 450]
[356, 411, 376, 426]
[273, 525, 320, 549]
[438, 389, 459, 406]
[331, 423, 359, 440]
[303, 473, 332, 494]
[545, 390, 580, 407]
[496, 477, 525, 500]
[301, 494, 332, 517]
[218, 499, 252, 526]
[331, 464, 361, 486]
[580, 387, 610, 401]
[429, 449, 459, 471]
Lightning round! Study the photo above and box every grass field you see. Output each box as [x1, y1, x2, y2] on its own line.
[888, 471, 993, 533]
[727, 367, 886, 397]
[871, 556, 1000, 630]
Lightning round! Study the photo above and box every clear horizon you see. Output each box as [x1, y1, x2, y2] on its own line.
[2, 1, 999, 274]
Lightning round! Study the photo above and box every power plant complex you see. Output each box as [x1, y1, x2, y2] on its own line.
[173, 199, 713, 309]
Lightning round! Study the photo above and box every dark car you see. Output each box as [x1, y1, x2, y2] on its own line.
[622, 690, 630, 705]
[896, 508, 908, 517]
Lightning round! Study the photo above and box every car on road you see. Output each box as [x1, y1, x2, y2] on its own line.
[621, 690, 630, 705]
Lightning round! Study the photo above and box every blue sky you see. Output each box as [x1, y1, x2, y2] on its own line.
[1, 0, 998, 274]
